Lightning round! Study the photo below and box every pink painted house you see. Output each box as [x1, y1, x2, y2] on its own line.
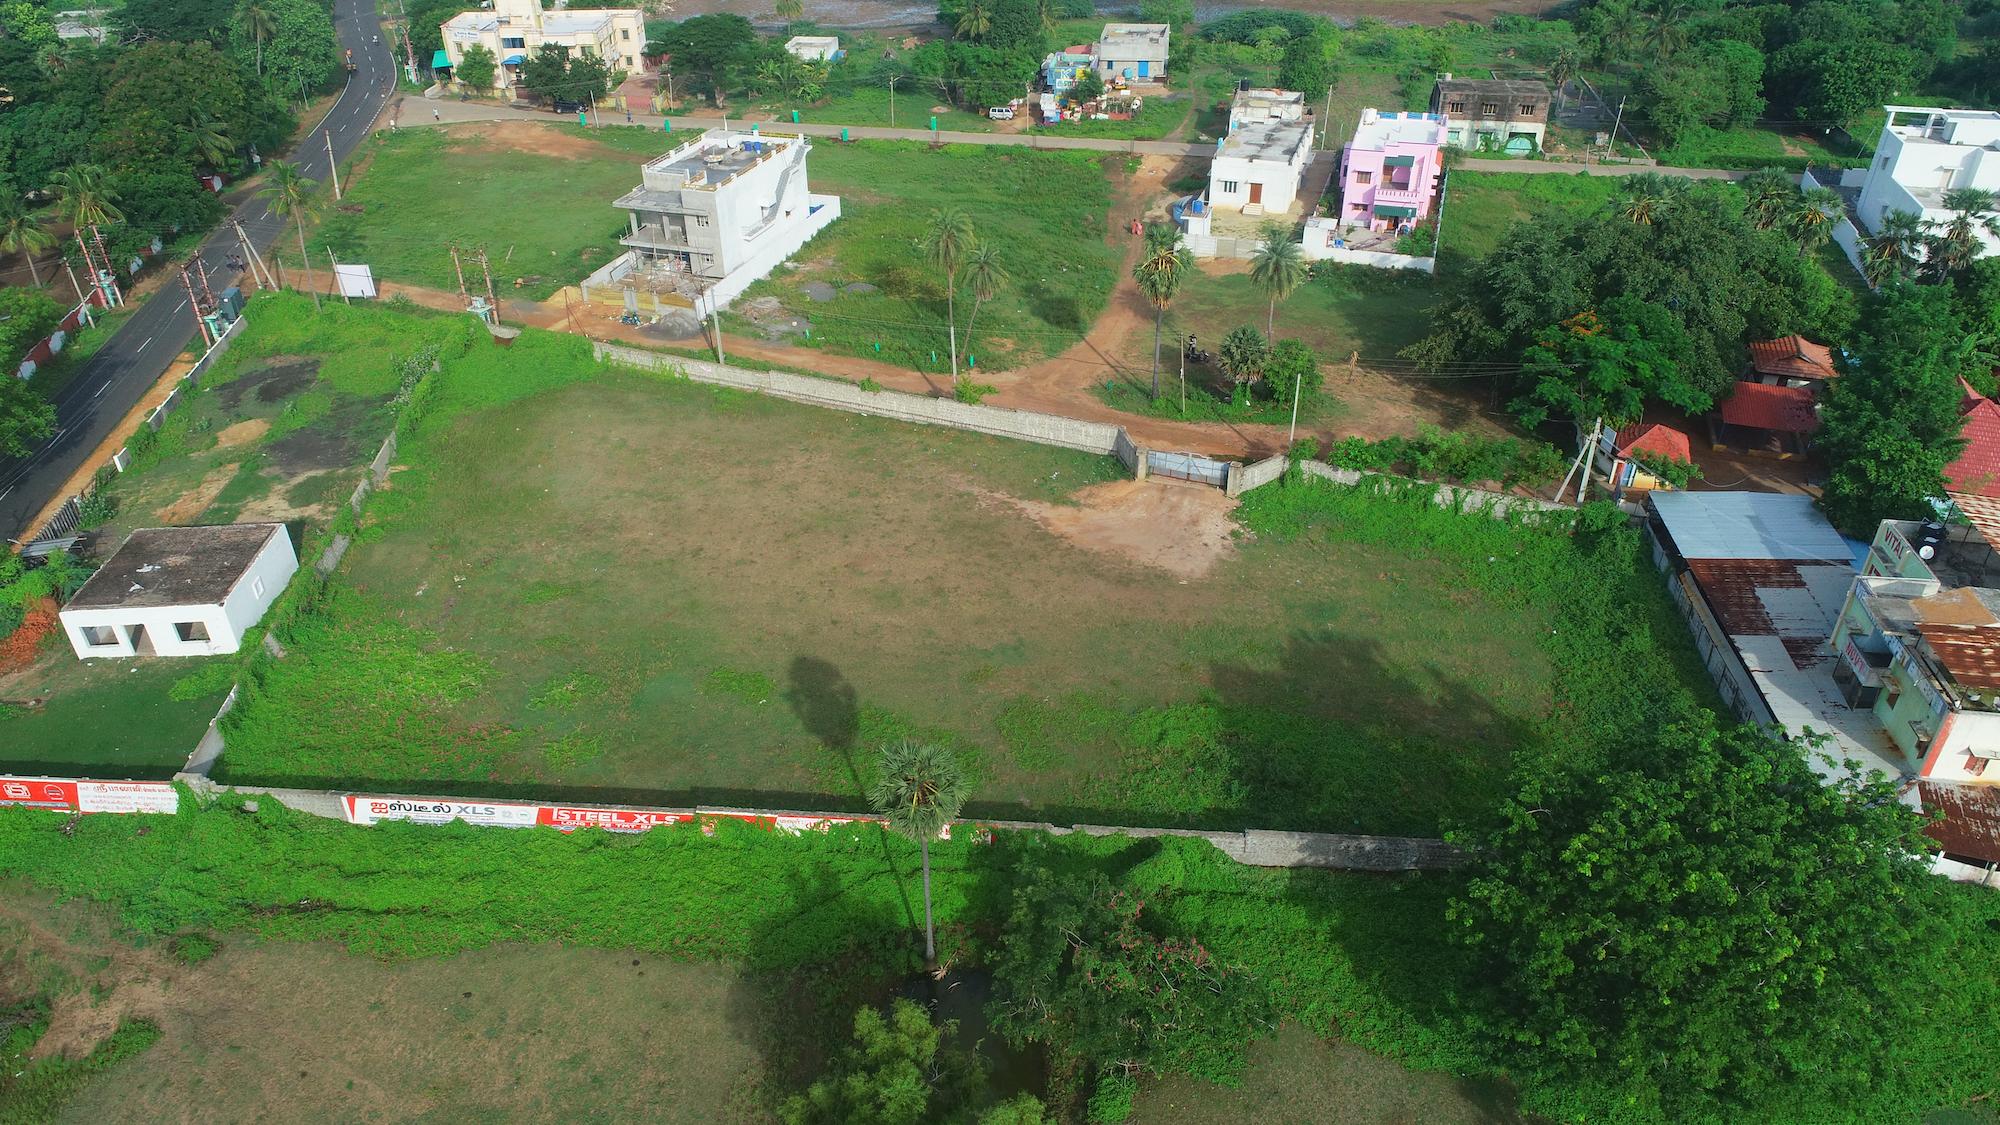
[1337, 108, 1449, 232]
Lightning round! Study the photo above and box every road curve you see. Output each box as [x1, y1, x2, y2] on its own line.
[0, 0, 395, 542]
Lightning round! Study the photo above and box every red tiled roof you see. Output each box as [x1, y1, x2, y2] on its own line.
[1947, 396, 2000, 499]
[1716, 382, 1820, 434]
[1747, 335, 1838, 381]
[1613, 422, 1691, 462]
[1919, 780, 2000, 866]
[1915, 622, 2000, 695]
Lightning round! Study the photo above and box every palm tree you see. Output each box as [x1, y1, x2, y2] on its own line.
[1925, 188, 2000, 282]
[1643, 0, 1691, 60]
[258, 160, 321, 311]
[1034, 0, 1056, 34]
[954, 0, 991, 41]
[1133, 231, 1190, 399]
[868, 740, 968, 967]
[1784, 186, 1843, 257]
[49, 165, 123, 230]
[919, 207, 976, 382]
[242, 0, 278, 78]
[960, 244, 1007, 362]
[1247, 221, 1306, 342]
[1616, 172, 1678, 225]
[773, 0, 804, 25]
[1740, 167, 1795, 231]
[1861, 208, 1926, 286]
[1548, 46, 1578, 116]
[191, 113, 235, 170]
[0, 200, 54, 288]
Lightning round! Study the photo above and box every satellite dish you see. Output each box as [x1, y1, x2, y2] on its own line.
[1919, 544, 1936, 560]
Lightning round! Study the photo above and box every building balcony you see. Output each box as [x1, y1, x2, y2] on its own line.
[1370, 185, 1426, 207]
[621, 226, 708, 253]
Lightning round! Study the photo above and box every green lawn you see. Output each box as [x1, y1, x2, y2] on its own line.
[1437, 169, 1624, 261]
[752, 83, 995, 133]
[210, 309, 1554, 836]
[737, 140, 1122, 373]
[0, 653, 226, 778]
[318, 125, 691, 300]
[1651, 123, 1864, 171]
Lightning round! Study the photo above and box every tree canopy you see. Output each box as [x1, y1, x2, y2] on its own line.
[645, 14, 761, 105]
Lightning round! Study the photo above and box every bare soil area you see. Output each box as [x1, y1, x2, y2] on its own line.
[978, 478, 1241, 580]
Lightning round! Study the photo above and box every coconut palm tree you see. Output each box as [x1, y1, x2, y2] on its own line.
[954, 0, 991, 41]
[1548, 46, 1579, 116]
[258, 160, 321, 311]
[191, 113, 235, 170]
[241, 0, 277, 78]
[1784, 185, 1843, 257]
[960, 244, 1007, 362]
[0, 200, 54, 288]
[1134, 230, 1190, 399]
[1861, 208, 1926, 286]
[1247, 221, 1306, 342]
[919, 207, 976, 382]
[1643, 0, 1691, 60]
[773, 0, 804, 25]
[48, 165, 123, 230]
[1740, 167, 1795, 231]
[1616, 172, 1682, 225]
[868, 740, 968, 966]
[1925, 188, 2000, 282]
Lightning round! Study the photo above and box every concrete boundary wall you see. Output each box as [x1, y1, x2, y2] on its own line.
[1229, 454, 1287, 496]
[594, 341, 1138, 457]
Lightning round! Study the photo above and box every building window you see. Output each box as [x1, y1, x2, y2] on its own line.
[1447, 99, 1465, 113]
[621, 28, 630, 39]
[80, 625, 118, 647]
[1219, 180, 1239, 193]
[693, 215, 709, 227]
[174, 621, 210, 643]
[1519, 102, 1537, 115]
[502, 36, 524, 49]
[1480, 100, 1499, 115]
[251, 577, 266, 599]
[1354, 171, 1372, 184]
[1351, 203, 1366, 213]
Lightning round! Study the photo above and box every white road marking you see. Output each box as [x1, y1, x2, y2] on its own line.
[93, 382, 108, 398]
[136, 336, 153, 353]
[174, 299, 187, 312]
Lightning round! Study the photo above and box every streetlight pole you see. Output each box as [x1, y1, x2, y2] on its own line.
[888, 73, 899, 128]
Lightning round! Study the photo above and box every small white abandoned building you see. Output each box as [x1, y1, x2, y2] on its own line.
[581, 130, 842, 315]
[784, 35, 841, 62]
[59, 524, 297, 660]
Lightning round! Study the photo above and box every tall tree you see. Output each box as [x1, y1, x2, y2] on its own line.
[240, 0, 277, 77]
[0, 366, 57, 457]
[960, 243, 1007, 363]
[455, 43, 497, 90]
[1449, 720, 1938, 1118]
[1246, 221, 1305, 341]
[1513, 298, 1710, 429]
[773, 0, 805, 25]
[190, 112, 235, 170]
[645, 14, 759, 105]
[1924, 187, 2000, 283]
[954, 0, 991, 41]
[1133, 227, 1190, 399]
[1217, 323, 1268, 385]
[1861, 208, 1926, 287]
[257, 160, 320, 311]
[48, 164, 122, 229]
[1740, 167, 1795, 231]
[1784, 185, 1844, 257]
[1817, 282, 1974, 531]
[868, 740, 968, 966]
[920, 207, 976, 384]
[0, 199, 53, 288]
[1547, 45, 1578, 114]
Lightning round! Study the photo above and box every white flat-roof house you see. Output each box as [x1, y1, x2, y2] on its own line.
[592, 130, 842, 313]
[1096, 23, 1169, 82]
[59, 524, 297, 660]
[784, 35, 841, 62]
[1207, 121, 1315, 216]
[1856, 106, 2000, 260]
[439, 0, 647, 91]
[1227, 87, 1304, 133]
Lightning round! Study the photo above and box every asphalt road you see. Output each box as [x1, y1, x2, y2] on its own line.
[0, 0, 395, 543]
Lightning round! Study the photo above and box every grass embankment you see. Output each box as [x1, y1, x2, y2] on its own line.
[740, 140, 1122, 373]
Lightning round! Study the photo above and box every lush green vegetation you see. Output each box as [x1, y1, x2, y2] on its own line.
[1437, 171, 1623, 262]
[1324, 428, 1566, 489]
[0, 1000, 161, 1122]
[742, 141, 1120, 372]
[317, 126, 687, 300]
[0, 658, 230, 777]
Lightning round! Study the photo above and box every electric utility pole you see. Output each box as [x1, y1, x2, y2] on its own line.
[1607, 96, 1626, 159]
[475, 246, 497, 322]
[449, 244, 470, 305]
[326, 133, 342, 200]
[181, 268, 213, 347]
[888, 74, 899, 128]
[88, 226, 122, 306]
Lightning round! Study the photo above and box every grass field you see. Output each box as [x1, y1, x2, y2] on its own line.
[752, 83, 996, 133]
[737, 140, 1122, 373]
[195, 302, 1553, 835]
[0, 657, 225, 777]
[318, 124, 688, 301]
[1437, 169, 1624, 261]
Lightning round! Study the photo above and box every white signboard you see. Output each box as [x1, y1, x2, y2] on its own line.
[334, 263, 377, 299]
[342, 795, 541, 828]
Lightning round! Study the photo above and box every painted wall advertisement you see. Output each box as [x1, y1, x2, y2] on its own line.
[342, 796, 696, 833]
[0, 777, 179, 815]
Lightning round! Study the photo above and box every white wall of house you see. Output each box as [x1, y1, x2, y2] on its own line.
[1856, 107, 2000, 259]
[441, 0, 646, 90]
[59, 531, 297, 659]
[1208, 127, 1313, 214]
[1923, 707, 2000, 783]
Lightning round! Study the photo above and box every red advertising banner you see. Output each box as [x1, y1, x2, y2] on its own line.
[538, 806, 689, 832]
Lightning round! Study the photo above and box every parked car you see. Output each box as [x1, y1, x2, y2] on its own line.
[552, 98, 586, 115]
[987, 105, 1015, 120]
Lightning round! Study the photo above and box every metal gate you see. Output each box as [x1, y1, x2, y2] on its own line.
[1149, 450, 1229, 487]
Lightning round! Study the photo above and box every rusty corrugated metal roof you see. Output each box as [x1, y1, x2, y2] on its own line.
[1915, 622, 2000, 694]
[1920, 780, 2000, 865]
[1686, 558, 1806, 636]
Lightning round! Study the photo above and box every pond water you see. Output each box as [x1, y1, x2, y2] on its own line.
[899, 968, 1050, 1103]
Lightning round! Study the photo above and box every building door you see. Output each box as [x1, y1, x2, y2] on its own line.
[1248, 183, 1263, 205]
[1138, 59, 1149, 77]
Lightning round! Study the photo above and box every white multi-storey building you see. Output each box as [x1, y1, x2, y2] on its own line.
[1856, 106, 2000, 259]
[438, 0, 647, 92]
